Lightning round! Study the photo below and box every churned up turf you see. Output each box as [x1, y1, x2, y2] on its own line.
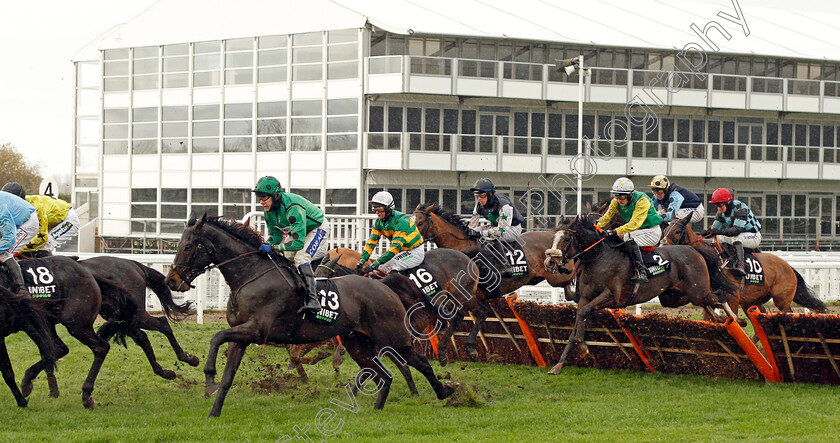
[0, 321, 837, 442]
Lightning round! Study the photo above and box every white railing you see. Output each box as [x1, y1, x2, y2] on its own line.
[61, 211, 840, 322]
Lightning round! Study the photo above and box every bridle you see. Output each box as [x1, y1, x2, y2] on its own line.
[412, 209, 473, 242]
[170, 237, 260, 288]
[662, 222, 687, 246]
[555, 227, 606, 267]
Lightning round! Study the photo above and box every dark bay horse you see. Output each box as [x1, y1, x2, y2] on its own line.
[545, 215, 738, 374]
[412, 202, 578, 300]
[80, 256, 200, 378]
[9, 256, 132, 408]
[0, 286, 56, 407]
[316, 247, 487, 365]
[661, 215, 827, 316]
[164, 214, 454, 417]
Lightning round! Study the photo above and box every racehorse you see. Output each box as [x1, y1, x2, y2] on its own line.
[8, 256, 134, 408]
[80, 256, 200, 378]
[0, 286, 56, 407]
[164, 214, 454, 417]
[316, 247, 487, 365]
[412, 202, 578, 300]
[661, 215, 827, 316]
[545, 215, 739, 374]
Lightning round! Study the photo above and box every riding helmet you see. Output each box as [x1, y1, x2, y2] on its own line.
[709, 188, 734, 204]
[649, 175, 670, 191]
[470, 178, 495, 194]
[610, 177, 634, 196]
[1, 182, 25, 199]
[253, 176, 284, 200]
[369, 191, 395, 212]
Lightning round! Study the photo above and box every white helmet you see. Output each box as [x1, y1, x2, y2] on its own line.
[369, 191, 395, 209]
[611, 177, 634, 195]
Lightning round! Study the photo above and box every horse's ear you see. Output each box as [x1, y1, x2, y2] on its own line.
[678, 213, 692, 226]
[242, 217, 251, 229]
[187, 212, 198, 227]
[195, 212, 208, 230]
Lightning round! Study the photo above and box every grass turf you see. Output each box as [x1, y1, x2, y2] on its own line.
[0, 321, 837, 442]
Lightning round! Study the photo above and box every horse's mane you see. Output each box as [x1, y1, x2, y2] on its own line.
[192, 216, 264, 248]
[423, 202, 471, 234]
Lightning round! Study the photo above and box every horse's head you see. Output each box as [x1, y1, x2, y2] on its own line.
[166, 213, 215, 292]
[661, 213, 693, 246]
[315, 253, 342, 278]
[412, 202, 437, 240]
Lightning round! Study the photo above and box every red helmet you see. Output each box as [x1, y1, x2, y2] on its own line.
[709, 188, 733, 204]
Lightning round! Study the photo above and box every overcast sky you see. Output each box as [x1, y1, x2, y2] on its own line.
[0, 0, 835, 184]
[0, 0, 158, 182]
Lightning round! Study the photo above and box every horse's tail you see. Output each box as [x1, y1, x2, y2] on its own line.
[792, 268, 828, 313]
[693, 245, 738, 303]
[138, 261, 192, 321]
[94, 276, 138, 347]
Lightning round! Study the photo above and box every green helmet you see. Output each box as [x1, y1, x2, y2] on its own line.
[253, 176, 284, 199]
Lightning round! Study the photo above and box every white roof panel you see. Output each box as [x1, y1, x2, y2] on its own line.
[82, 0, 840, 62]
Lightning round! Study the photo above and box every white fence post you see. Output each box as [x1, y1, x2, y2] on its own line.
[196, 273, 206, 325]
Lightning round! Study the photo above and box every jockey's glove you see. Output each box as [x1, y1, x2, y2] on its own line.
[603, 229, 618, 239]
[354, 262, 365, 274]
[704, 228, 722, 237]
[362, 261, 379, 274]
[258, 243, 274, 254]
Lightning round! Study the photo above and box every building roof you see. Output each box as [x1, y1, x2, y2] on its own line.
[77, 0, 840, 62]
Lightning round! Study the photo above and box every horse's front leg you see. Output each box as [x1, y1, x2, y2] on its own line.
[208, 342, 247, 418]
[204, 321, 263, 399]
[549, 287, 613, 375]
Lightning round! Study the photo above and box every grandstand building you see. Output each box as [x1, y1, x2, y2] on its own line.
[72, 0, 840, 251]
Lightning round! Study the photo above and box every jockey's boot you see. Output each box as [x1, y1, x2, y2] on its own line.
[487, 240, 515, 279]
[297, 264, 322, 314]
[731, 241, 746, 278]
[0, 259, 33, 301]
[622, 239, 648, 284]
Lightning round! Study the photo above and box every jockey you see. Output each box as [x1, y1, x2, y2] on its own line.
[597, 177, 663, 284]
[356, 191, 425, 277]
[0, 190, 39, 300]
[703, 188, 761, 278]
[1, 182, 80, 255]
[467, 178, 524, 277]
[649, 175, 705, 224]
[252, 176, 328, 314]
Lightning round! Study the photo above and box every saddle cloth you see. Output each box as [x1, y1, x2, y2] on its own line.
[500, 241, 529, 278]
[20, 258, 60, 299]
[720, 245, 765, 285]
[399, 265, 443, 304]
[312, 278, 341, 324]
[640, 247, 671, 278]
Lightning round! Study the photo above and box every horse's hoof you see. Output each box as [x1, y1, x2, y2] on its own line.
[82, 396, 96, 409]
[17, 398, 28, 408]
[20, 382, 32, 398]
[438, 354, 448, 367]
[548, 363, 565, 375]
[438, 383, 456, 400]
[287, 361, 297, 371]
[159, 369, 177, 380]
[49, 389, 60, 398]
[207, 411, 220, 419]
[466, 347, 478, 361]
[185, 355, 200, 367]
[738, 318, 748, 327]
[205, 384, 219, 398]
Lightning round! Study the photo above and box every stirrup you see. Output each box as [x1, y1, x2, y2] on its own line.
[631, 269, 648, 284]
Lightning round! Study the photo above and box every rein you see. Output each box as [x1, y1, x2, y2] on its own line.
[559, 234, 605, 266]
[413, 209, 474, 242]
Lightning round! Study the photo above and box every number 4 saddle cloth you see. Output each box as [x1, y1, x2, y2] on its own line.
[20, 258, 60, 299]
[312, 278, 341, 324]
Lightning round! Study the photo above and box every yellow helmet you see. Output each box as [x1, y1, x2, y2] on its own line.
[650, 175, 670, 190]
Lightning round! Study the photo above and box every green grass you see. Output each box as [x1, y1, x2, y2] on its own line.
[0, 321, 838, 442]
